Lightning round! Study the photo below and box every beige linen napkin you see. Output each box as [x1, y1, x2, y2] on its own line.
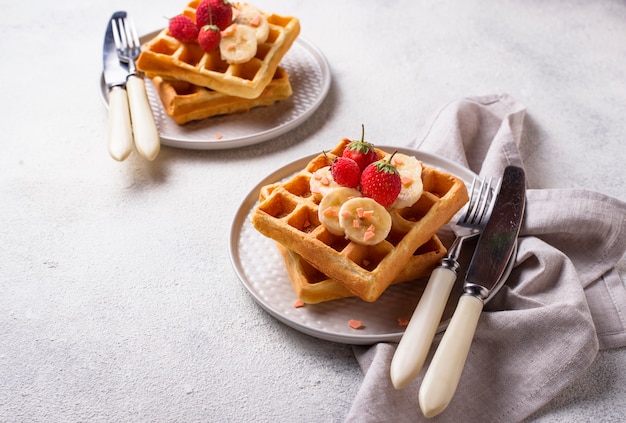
[346, 94, 626, 422]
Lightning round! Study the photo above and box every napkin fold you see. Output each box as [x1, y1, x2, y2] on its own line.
[346, 94, 626, 422]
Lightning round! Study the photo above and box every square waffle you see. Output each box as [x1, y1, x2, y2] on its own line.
[151, 66, 292, 125]
[251, 139, 469, 302]
[137, 1, 300, 99]
[276, 236, 446, 304]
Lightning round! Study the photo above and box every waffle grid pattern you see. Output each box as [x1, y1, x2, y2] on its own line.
[251, 139, 469, 302]
[152, 67, 292, 124]
[276, 236, 446, 304]
[137, 1, 300, 99]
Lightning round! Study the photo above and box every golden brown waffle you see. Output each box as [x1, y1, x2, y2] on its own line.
[276, 236, 446, 304]
[251, 139, 469, 302]
[152, 66, 292, 125]
[137, 1, 300, 99]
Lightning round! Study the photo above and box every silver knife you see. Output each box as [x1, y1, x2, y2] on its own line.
[103, 11, 133, 162]
[418, 165, 526, 418]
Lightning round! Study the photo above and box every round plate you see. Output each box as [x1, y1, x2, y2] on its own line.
[228, 147, 515, 345]
[100, 32, 331, 150]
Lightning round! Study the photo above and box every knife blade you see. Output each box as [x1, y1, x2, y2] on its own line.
[418, 165, 526, 418]
[103, 11, 133, 162]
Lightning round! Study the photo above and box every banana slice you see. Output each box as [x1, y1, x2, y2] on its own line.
[219, 24, 257, 64]
[339, 197, 392, 245]
[234, 4, 270, 43]
[309, 166, 339, 200]
[389, 153, 424, 209]
[318, 187, 362, 236]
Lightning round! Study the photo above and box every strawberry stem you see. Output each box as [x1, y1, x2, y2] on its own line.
[322, 150, 331, 164]
[374, 151, 399, 174]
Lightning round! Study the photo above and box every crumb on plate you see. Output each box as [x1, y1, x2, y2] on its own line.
[397, 317, 409, 327]
[348, 319, 364, 329]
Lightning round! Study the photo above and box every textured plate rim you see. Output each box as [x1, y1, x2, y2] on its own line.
[100, 32, 331, 150]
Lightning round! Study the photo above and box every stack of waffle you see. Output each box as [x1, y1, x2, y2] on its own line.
[251, 139, 469, 304]
[137, 1, 300, 125]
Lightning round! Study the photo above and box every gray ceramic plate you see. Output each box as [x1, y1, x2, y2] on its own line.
[229, 147, 515, 344]
[100, 32, 331, 150]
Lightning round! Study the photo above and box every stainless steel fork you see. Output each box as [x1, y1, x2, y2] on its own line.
[112, 16, 160, 161]
[390, 176, 498, 389]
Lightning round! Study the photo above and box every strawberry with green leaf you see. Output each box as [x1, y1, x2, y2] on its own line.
[360, 153, 401, 207]
[342, 125, 379, 171]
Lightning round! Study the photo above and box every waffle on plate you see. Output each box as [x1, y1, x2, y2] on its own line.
[251, 139, 469, 303]
[137, 1, 300, 99]
[152, 66, 292, 124]
[275, 236, 446, 304]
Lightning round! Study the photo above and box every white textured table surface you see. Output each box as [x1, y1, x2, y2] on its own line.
[1, 0, 625, 421]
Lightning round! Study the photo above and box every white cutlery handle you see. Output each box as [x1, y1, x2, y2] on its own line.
[418, 295, 483, 418]
[126, 75, 160, 161]
[390, 267, 457, 389]
[107, 86, 133, 162]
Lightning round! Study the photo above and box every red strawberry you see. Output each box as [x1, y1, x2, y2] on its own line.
[360, 153, 402, 207]
[331, 156, 360, 188]
[168, 15, 199, 43]
[198, 25, 221, 52]
[196, 0, 233, 31]
[342, 125, 379, 172]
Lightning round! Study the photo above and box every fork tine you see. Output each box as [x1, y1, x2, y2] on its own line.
[118, 18, 128, 49]
[464, 177, 479, 221]
[469, 177, 487, 224]
[462, 176, 499, 225]
[127, 18, 140, 50]
[122, 18, 132, 47]
[462, 176, 483, 224]
[475, 177, 494, 224]
[111, 19, 122, 49]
